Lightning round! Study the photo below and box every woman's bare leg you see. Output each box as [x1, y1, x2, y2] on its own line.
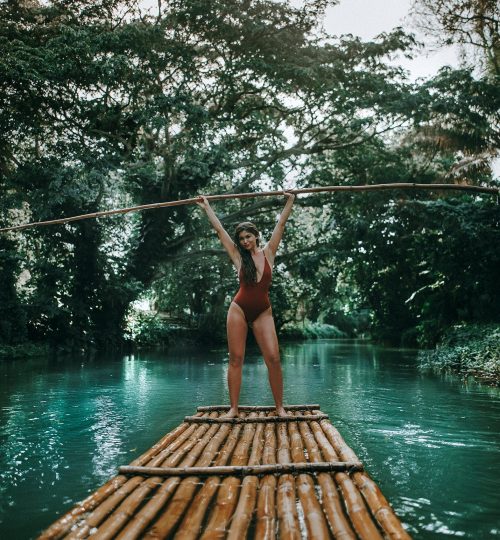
[225, 302, 248, 418]
[251, 308, 288, 417]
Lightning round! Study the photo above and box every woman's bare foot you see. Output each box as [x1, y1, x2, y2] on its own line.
[275, 407, 289, 417]
[222, 407, 239, 418]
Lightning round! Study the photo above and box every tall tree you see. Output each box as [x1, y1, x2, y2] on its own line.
[0, 0, 419, 347]
[411, 0, 499, 77]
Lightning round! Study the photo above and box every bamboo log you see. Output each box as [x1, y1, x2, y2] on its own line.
[353, 474, 412, 540]
[174, 419, 244, 540]
[64, 419, 204, 539]
[288, 419, 330, 540]
[37, 419, 196, 540]
[296, 414, 356, 539]
[200, 412, 259, 539]
[65, 477, 146, 540]
[137, 422, 233, 539]
[184, 414, 328, 424]
[39, 407, 412, 540]
[255, 421, 278, 540]
[227, 413, 266, 540]
[197, 404, 319, 411]
[67, 415, 215, 540]
[119, 461, 363, 477]
[118, 419, 223, 539]
[320, 420, 412, 540]
[307, 413, 384, 540]
[276, 422, 301, 540]
[3, 182, 497, 233]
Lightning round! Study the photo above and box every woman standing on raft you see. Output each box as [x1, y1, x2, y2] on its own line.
[197, 193, 295, 418]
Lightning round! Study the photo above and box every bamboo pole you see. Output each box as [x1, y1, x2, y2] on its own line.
[174, 418, 244, 540]
[288, 418, 330, 540]
[137, 422, 233, 539]
[197, 404, 320, 411]
[276, 421, 301, 540]
[184, 414, 328, 424]
[37, 417, 199, 540]
[307, 413, 384, 540]
[200, 412, 259, 539]
[319, 420, 412, 540]
[296, 413, 357, 539]
[96, 414, 219, 540]
[119, 460, 363, 477]
[255, 421, 278, 540]
[3, 182, 497, 233]
[116, 419, 224, 539]
[65, 414, 214, 540]
[227, 412, 266, 540]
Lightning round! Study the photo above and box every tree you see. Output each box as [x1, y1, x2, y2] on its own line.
[411, 0, 499, 77]
[1, 0, 419, 348]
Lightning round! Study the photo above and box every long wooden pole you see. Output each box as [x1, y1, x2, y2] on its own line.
[184, 413, 328, 423]
[1, 182, 497, 233]
[288, 419, 331, 539]
[255, 421, 278, 540]
[197, 404, 320, 411]
[276, 422, 301, 540]
[319, 418, 412, 540]
[174, 421, 244, 540]
[119, 460, 363, 477]
[200, 412, 259, 539]
[119, 420, 222, 539]
[227, 414, 266, 540]
[307, 412, 385, 540]
[296, 412, 357, 539]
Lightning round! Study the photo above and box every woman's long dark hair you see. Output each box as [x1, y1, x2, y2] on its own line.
[234, 222, 260, 283]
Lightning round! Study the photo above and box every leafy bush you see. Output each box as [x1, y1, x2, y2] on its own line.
[324, 309, 371, 337]
[419, 323, 500, 384]
[124, 312, 173, 347]
[0, 343, 49, 359]
[280, 321, 346, 340]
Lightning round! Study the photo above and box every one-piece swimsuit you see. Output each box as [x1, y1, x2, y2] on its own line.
[233, 254, 272, 324]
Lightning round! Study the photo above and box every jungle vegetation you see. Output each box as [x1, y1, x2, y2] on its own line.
[0, 0, 498, 354]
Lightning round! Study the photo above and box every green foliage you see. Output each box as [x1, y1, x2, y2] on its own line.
[331, 194, 499, 345]
[124, 311, 173, 348]
[419, 323, 500, 384]
[280, 321, 346, 340]
[412, 0, 499, 77]
[0, 0, 498, 351]
[0, 343, 49, 359]
[0, 236, 27, 344]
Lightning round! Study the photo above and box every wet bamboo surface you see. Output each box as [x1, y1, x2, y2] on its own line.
[38, 406, 412, 540]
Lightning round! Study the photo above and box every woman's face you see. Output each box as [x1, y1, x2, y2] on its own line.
[238, 230, 258, 250]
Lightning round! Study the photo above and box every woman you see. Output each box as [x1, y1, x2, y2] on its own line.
[197, 193, 295, 417]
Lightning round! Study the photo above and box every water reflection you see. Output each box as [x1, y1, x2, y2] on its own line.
[90, 394, 124, 481]
[0, 341, 499, 539]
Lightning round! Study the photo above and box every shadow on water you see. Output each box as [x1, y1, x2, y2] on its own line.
[0, 339, 499, 538]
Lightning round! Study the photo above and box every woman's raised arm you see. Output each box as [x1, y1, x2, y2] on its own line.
[197, 196, 240, 269]
[265, 192, 295, 264]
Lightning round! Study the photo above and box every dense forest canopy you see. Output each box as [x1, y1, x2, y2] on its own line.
[0, 0, 498, 351]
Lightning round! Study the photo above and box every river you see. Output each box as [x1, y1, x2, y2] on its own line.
[1, 340, 499, 538]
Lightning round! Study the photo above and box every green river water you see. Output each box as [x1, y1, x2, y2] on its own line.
[1, 340, 499, 538]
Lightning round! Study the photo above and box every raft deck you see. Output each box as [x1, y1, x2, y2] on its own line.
[39, 405, 411, 539]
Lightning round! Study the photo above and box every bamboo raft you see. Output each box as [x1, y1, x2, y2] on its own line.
[39, 405, 411, 539]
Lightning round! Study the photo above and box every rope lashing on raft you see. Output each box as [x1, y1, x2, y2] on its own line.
[1, 182, 498, 233]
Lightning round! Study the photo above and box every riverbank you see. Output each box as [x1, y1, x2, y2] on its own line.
[0, 343, 49, 359]
[418, 323, 500, 386]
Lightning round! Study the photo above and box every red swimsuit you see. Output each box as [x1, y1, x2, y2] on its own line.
[233, 255, 272, 323]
